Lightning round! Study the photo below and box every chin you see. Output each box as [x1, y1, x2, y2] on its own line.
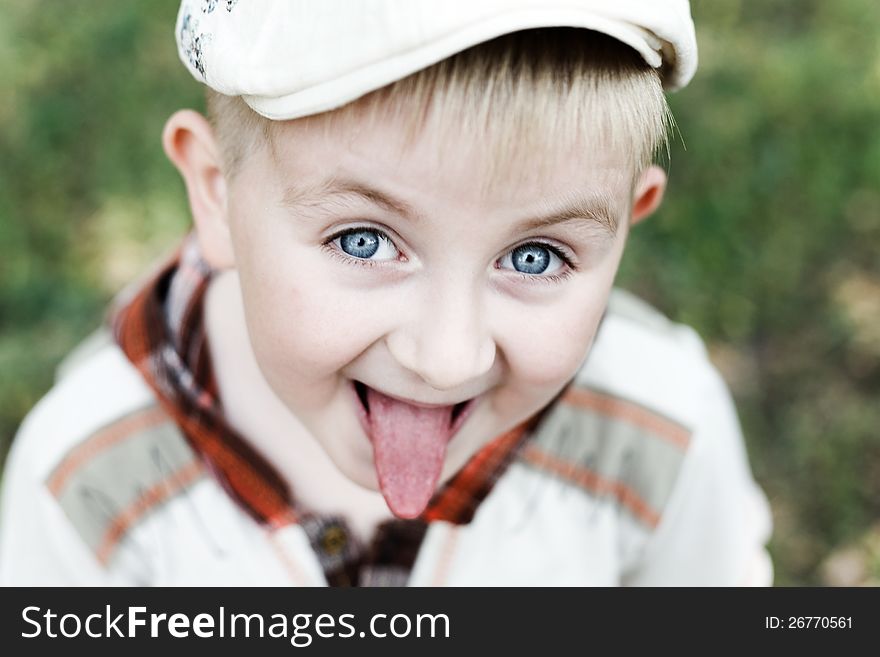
[320, 429, 383, 492]
[342, 464, 381, 493]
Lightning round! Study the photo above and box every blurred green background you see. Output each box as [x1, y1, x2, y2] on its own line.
[1, 1, 878, 585]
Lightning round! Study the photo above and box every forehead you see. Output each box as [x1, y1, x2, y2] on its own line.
[262, 108, 633, 216]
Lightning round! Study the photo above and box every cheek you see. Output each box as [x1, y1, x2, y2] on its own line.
[497, 270, 618, 389]
[240, 263, 377, 381]
[225, 196, 371, 383]
[233, 232, 398, 393]
[500, 300, 603, 388]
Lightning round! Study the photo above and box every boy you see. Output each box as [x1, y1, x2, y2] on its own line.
[0, 0, 773, 585]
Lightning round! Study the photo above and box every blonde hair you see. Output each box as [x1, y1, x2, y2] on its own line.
[206, 28, 672, 188]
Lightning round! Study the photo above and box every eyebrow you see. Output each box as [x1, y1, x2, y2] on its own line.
[282, 177, 421, 221]
[281, 177, 620, 235]
[521, 191, 620, 235]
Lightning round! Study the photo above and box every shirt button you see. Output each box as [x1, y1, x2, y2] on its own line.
[320, 524, 348, 556]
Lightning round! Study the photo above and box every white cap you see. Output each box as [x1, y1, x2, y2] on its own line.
[176, 0, 697, 121]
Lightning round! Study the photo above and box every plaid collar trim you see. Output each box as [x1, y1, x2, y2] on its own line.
[110, 232, 538, 529]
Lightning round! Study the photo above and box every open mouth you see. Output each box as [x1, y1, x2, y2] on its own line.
[350, 379, 481, 518]
[352, 380, 475, 433]
[354, 380, 369, 413]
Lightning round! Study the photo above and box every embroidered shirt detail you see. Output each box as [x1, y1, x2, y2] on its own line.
[518, 386, 692, 528]
[46, 405, 205, 565]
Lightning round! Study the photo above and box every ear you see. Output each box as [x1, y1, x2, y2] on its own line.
[630, 164, 668, 226]
[162, 109, 236, 269]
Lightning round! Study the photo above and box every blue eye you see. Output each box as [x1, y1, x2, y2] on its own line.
[334, 228, 399, 261]
[340, 230, 379, 258]
[511, 244, 550, 274]
[499, 243, 566, 276]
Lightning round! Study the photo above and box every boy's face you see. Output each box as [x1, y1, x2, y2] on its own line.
[217, 108, 636, 517]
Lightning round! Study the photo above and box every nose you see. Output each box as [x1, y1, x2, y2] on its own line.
[385, 281, 496, 391]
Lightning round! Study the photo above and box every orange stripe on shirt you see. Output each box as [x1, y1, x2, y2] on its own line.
[561, 387, 691, 450]
[47, 405, 170, 497]
[520, 443, 661, 528]
[95, 459, 205, 564]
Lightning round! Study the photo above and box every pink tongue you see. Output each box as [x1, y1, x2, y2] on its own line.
[365, 387, 454, 519]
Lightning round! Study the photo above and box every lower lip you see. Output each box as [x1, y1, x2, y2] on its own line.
[349, 381, 479, 442]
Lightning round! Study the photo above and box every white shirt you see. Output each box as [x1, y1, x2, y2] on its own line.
[0, 288, 774, 586]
